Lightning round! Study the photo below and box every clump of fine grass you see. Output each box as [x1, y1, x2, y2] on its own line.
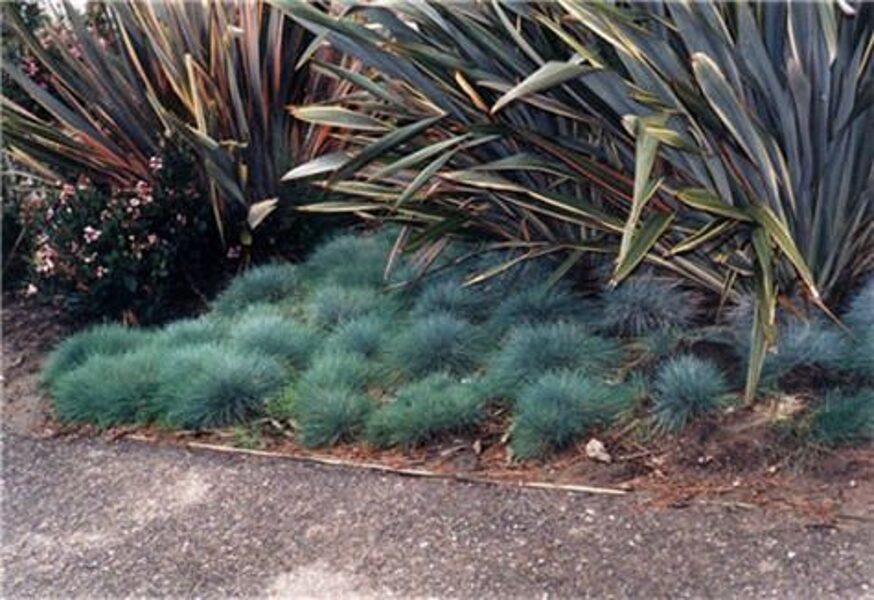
[297, 349, 381, 395]
[157, 344, 286, 430]
[230, 313, 319, 371]
[843, 278, 874, 334]
[650, 354, 732, 432]
[410, 279, 493, 323]
[49, 346, 165, 428]
[150, 317, 226, 348]
[42, 323, 149, 386]
[766, 318, 849, 379]
[844, 329, 874, 381]
[306, 284, 396, 328]
[302, 231, 394, 288]
[596, 276, 698, 338]
[486, 323, 622, 400]
[806, 388, 874, 447]
[511, 371, 638, 460]
[487, 285, 590, 334]
[387, 313, 481, 377]
[366, 373, 485, 448]
[324, 314, 392, 360]
[211, 263, 301, 316]
[294, 387, 373, 448]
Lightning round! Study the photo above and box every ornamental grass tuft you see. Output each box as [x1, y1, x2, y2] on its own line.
[211, 263, 301, 316]
[50, 346, 165, 429]
[366, 373, 485, 448]
[807, 388, 874, 447]
[651, 355, 732, 432]
[325, 314, 392, 360]
[410, 279, 493, 323]
[150, 317, 226, 348]
[510, 371, 637, 460]
[486, 323, 622, 399]
[157, 344, 286, 430]
[306, 284, 395, 328]
[843, 278, 874, 334]
[42, 323, 149, 386]
[595, 276, 698, 338]
[230, 313, 319, 371]
[302, 232, 393, 288]
[294, 387, 373, 448]
[387, 313, 481, 377]
[297, 349, 381, 395]
[487, 285, 590, 334]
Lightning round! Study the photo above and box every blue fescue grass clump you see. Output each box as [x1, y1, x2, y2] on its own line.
[510, 372, 637, 460]
[843, 278, 874, 334]
[306, 284, 396, 328]
[596, 276, 698, 337]
[157, 344, 286, 430]
[49, 346, 165, 428]
[149, 317, 226, 348]
[211, 263, 301, 316]
[807, 388, 874, 447]
[230, 313, 319, 371]
[844, 329, 874, 381]
[766, 318, 849, 378]
[487, 285, 590, 334]
[42, 323, 149, 386]
[651, 354, 732, 432]
[366, 374, 485, 448]
[297, 349, 380, 394]
[325, 314, 392, 360]
[387, 313, 481, 377]
[410, 278, 493, 323]
[486, 323, 622, 399]
[302, 232, 394, 288]
[294, 387, 373, 448]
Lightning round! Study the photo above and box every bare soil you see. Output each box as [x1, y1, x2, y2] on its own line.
[3, 296, 872, 524]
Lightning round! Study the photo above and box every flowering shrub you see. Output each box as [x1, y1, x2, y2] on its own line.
[20, 144, 228, 323]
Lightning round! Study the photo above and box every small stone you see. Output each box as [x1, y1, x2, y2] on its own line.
[585, 438, 612, 463]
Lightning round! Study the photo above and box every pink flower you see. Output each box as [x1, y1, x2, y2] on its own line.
[148, 156, 164, 173]
[45, 207, 54, 221]
[24, 283, 39, 297]
[147, 234, 159, 246]
[175, 213, 187, 225]
[226, 246, 242, 259]
[83, 226, 101, 243]
[95, 266, 108, 279]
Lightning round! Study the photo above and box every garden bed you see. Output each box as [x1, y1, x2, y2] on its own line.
[5, 233, 872, 524]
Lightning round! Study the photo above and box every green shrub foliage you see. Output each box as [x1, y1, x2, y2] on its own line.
[230, 313, 318, 371]
[157, 344, 286, 430]
[366, 374, 485, 448]
[212, 263, 302, 316]
[651, 355, 732, 432]
[295, 387, 373, 448]
[596, 277, 698, 338]
[511, 372, 636, 460]
[487, 323, 621, 399]
[388, 313, 481, 377]
[807, 388, 874, 447]
[43, 324, 149, 386]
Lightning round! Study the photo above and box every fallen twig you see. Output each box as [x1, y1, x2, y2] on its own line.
[125, 435, 628, 496]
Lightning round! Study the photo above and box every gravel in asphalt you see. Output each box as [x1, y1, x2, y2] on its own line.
[2, 434, 872, 599]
